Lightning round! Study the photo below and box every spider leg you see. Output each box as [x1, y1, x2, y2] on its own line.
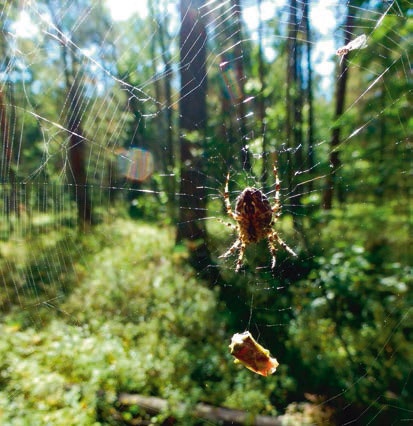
[271, 164, 281, 216]
[223, 172, 237, 220]
[219, 238, 246, 272]
[273, 232, 298, 258]
[268, 237, 278, 269]
[235, 240, 246, 272]
[267, 232, 297, 269]
[219, 238, 241, 259]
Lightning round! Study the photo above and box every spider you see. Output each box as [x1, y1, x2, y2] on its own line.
[219, 164, 297, 272]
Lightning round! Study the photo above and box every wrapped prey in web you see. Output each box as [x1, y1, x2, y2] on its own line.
[336, 34, 367, 64]
[229, 331, 279, 376]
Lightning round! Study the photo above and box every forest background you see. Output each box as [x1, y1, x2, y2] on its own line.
[0, 0, 412, 425]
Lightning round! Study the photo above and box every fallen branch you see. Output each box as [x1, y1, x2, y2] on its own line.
[118, 393, 283, 426]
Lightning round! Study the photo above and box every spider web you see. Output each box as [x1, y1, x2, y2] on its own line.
[0, 0, 411, 424]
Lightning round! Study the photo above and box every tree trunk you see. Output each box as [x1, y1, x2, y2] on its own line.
[66, 71, 93, 228]
[323, 11, 354, 209]
[232, 0, 251, 172]
[176, 0, 214, 276]
[49, 5, 93, 228]
[157, 10, 175, 221]
[294, 2, 305, 172]
[285, 0, 304, 231]
[258, 0, 268, 188]
[0, 31, 18, 219]
[285, 0, 298, 188]
[63, 47, 93, 228]
[148, 0, 176, 220]
[303, 0, 315, 192]
[0, 88, 17, 218]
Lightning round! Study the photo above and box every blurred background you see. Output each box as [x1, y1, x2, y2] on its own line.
[0, 0, 411, 424]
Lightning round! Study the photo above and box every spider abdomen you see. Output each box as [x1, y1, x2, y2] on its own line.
[240, 218, 272, 243]
[235, 188, 273, 243]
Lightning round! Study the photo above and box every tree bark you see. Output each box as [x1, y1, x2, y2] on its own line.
[0, 88, 18, 218]
[303, 0, 315, 192]
[322, 11, 354, 210]
[50, 6, 93, 228]
[285, 0, 298, 190]
[285, 0, 304, 231]
[65, 50, 93, 228]
[0, 30, 18, 218]
[158, 8, 175, 220]
[232, 0, 251, 172]
[258, 0, 268, 188]
[176, 0, 214, 277]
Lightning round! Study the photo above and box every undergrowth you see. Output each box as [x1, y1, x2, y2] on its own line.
[0, 220, 293, 425]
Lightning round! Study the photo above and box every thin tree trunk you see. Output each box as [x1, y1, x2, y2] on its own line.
[285, 0, 297, 190]
[0, 27, 19, 219]
[219, 68, 234, 170]
[258, 0, 268, 188]
[157, 9, 175, 220]
[323, 11, 354, 210]
[148, 0, 176, 220]
[303, 0, 315, 191]
[62, 45, 92, 228]
[0, 87, 18, 218]
[66, 66, 93, 228]
[232, 0, 251, 172]
[176, 0, 215, 277]
[294, 0, 305, 171]
[377, 79, 386, 202]
[49, 6, 93, 228]
[285, 0, 305, 233]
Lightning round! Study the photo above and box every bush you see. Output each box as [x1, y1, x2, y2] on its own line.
[0, 220, 289, 425]
[288, 244, 412, 423]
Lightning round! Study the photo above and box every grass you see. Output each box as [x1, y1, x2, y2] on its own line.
[2, 213, 406, 424]
[0, 219, 292, 425]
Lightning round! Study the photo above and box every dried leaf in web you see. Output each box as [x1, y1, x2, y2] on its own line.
[229, 331, 279, 377]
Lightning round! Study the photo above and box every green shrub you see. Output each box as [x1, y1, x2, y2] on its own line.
[0, 220, 287, 425]
[288, 245, 412, 422]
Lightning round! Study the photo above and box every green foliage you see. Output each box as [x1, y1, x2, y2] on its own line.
[288, 244, 412, 421]
[313, 202, 411, 264]
[0, 0, 411, 424]
[0, 220, 294, 425]
[0, 224, 78, 318]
